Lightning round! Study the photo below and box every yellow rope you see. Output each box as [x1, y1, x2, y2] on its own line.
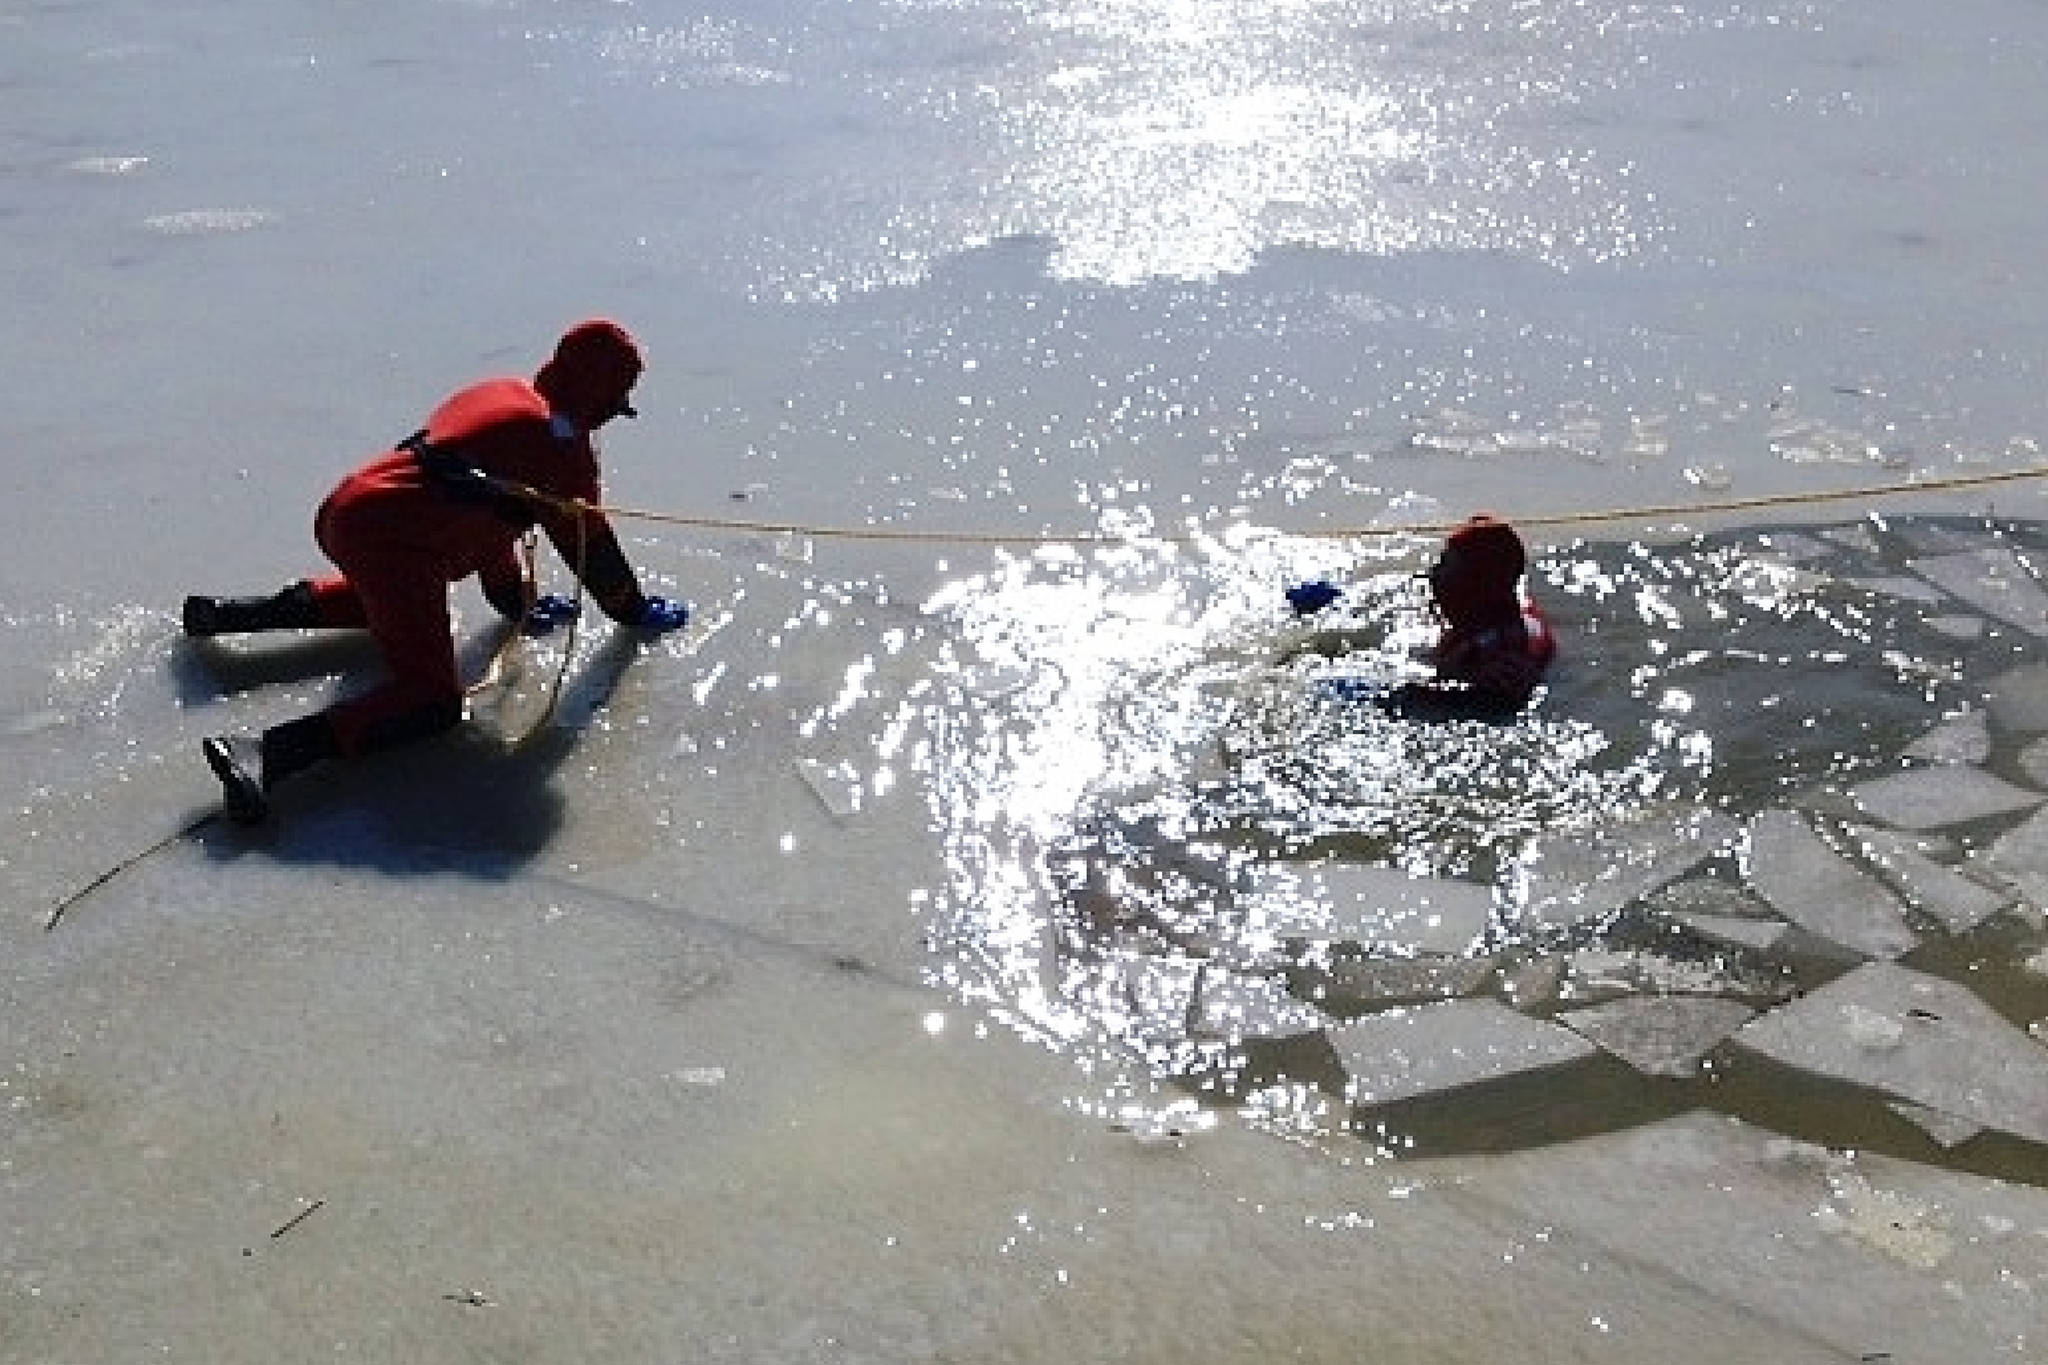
[561, 461, 2048, 547]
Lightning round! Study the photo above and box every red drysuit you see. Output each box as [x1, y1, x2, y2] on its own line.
[309, 375, 646, 755]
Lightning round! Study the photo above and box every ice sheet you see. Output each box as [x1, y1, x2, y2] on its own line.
[1848, 766, 2042, 830]
[1559, 997, 1754, 1077]
[1331, 1000, 1596, 1107]
[1745, 810, 1917, 959]
[1734, 963, 2048, 1147]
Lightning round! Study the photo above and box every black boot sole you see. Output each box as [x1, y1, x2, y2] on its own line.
[202, 738, 270, 825]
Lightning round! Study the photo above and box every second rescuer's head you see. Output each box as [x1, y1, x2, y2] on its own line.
[536, 318, 643, 429]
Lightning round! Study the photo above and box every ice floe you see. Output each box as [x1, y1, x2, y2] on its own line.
[1516, 808, 1741, 931]
[1746, 810, 1917, 958]
[1332, 999, 1595, 1107]
[1734, 962, 2048, 1146]
[1848, 765, 2041, 830]
[1559, 950, 1786, 1004]
[1900, 710, 1991, 765]
[1908, 548, 2048, 637]
[1317, 952, 1494, 1007]
[1188, 966, 1327, 1044]
[1985, 662, 2048, 733]
[1977, 807, 2048, 907]
[1243, 863, 1493, 955]
[1559, 997, 1754, 1077]
[1848, 825, 2013, 934]
[1885, 1102, 1984, 1150]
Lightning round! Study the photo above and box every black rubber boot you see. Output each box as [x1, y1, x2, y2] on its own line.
[259, 714, 339, 790]
[182, 581, 321, 638]
[200, 715, 338, 826]
[202, 737, 268, 825]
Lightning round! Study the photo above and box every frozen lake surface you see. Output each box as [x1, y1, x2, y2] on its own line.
[5, 0, 2048, 1360]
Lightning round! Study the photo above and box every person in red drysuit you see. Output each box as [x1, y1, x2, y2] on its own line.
[184, 319, 689, 824]
[1286, 513, 1555, 719]
[1403, 512, 1555, 716]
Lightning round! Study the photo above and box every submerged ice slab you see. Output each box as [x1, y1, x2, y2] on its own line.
[1320, 952, 1494, 1006]
[1331, 999, 1595, 1107]
[1559, 997, 1754, 1077]
[1848, 766, 2041, 831]
[1746, 810, 1916, 959]
[1886, 1102, 1985, 1150]
[1908, 548, 2048, 638]
[1734, 962, 2048, 1147]
[1188, 966, 1327, 1044]
[1517, 808, 1741, 931]
[1900, 711, 1991, 766]
[1986, 663, 2048, 734]
[1245, 863, 1493, 955]
[1979, 806, 2048, 907]
[1849, 825, 2013, 934]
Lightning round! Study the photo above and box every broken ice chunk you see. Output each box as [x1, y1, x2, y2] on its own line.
[1559, 997, 1754, 1077]
[1975, 807, 2048, 907]
[1332, 999, 1596, 1106]
[1886, 1101, 1984, 1150]
[1844, 575, 1948, 605]
[1921, 614, 1985, 641]
[795, 757, 863, 818]
[1901, 711, 1991, 765]
[1746, 810, 1917, 958]
[1188, 966, 1327, 1043]
[1987, 663, 2048, 734]
[1849, 766, 2041, 830]
[1517, 808, 1741, 931]
[1734, 962, 2048, 1146]
[1909, 548, 2048, 637]
[1561, 950, 1783, 1003]
[1850, 825, 2013, 934]
[1672, 913, 1789, 953]
[1320, 953, 1494, 1007]
[1244, 864, 1493, 955]
[1649, 879, 1790, 951]
[2018, 736, 2048, 789]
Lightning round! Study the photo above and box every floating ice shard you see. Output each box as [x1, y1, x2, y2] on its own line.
[1746, 810, 1916, 958]
[1843, 574, 1947, 605]
[1733, 962, 2048, 1147]
[1517, 808, 1741, 931]
[1559, 997, 1754, 1077]
[1975, 807, 2048, 907]
[1886, 1101, 1984, 1150]
[1921, 614, 1985, 640]
[1320, 953, 1494, 1007]
[1849, 825, 2013, 934]
[1188, 966, 1326, 1043]
[1244, 863, 1492, 955]
[1909, 548, 2048, 637]
[1900, 711, 1991, 765]
[1560, 950, 1784, 1003]
[1332, 999, 1596, 1107]
[1672, 912, 1789, 953]
[795, 757, 863, 818]
[1650, 879, 1786, 949]
[1986, 663, 2048, 733]
[1848, 766, 2041, 830]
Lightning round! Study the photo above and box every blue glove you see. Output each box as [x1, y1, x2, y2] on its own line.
[1285, 580, 1342, 615]
[635, 595, 690, 633]
[522, 593, 581, 636]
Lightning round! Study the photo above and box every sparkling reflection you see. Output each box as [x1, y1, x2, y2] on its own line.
[913, 515, 2048, 1171]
